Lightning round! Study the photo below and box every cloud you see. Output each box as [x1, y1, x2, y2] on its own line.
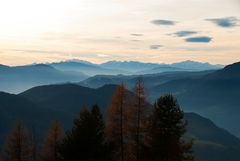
[172, 31, 198, 37]
[150, 45, 163, 50]
[97, 54, 109, 58]
[9, 49, 104, 58]
[180, 46, 229, 51]
[10, 49, 62, 54]
[185, 36, 212, 43]
[206, 17, 240, 28]
[151, 19, 176, 26]
[131, 34, 144, 36]
[131, 40, 141, 42]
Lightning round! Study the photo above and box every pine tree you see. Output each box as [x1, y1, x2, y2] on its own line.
[41, 121, 64, 161]
[59, 105, 112, 161]
[105, 83, 128, 161]
[146, 94, 194, 161]
[2, 121, 31, 161]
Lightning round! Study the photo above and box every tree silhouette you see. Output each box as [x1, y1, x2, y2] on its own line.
[59, 105, 112, 161]
[29, 127, 38, 161]
[42, 121, 64, 161]
[105, 83, 128, 161]
[127, 78, 149, 161]
[146, 94, 194, 161]
[2, 121, 31, 161]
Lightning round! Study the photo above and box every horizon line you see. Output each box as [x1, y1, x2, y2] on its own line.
[0, 59, 227, 67]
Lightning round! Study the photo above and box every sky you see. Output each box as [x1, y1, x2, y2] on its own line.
[0, 0, 240, 66]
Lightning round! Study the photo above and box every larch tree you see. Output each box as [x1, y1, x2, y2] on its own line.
[105, 83, 128, 161]
[146, 94, 194, 161]
[2, 121, 31, 161]
[127, 78, 149, 161]
[41, 121, 64, 161]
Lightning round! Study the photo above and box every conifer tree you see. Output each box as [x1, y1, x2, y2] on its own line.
[146, 94, 194, 161]
[2, 121, 31, 161]
[42, 121, 64, 161]
[127, 78, 149, 161]
[59, 105, 112, 161]
[105, 83, 128, 161]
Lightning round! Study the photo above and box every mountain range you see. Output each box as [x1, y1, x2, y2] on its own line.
[0, 64, 87, 93]
[79, 70, 214, 89]
[77, 61, 240, 138]
[50, 60, 223, 76]
[0, 60, 223, 93]
[100, 60, 223, 73]
[0, 60, 238, 136]
[0, 59, 238, 160]
[149, 62, 240, 137]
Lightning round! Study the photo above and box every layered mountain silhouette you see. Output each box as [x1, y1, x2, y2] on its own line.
[185, 113, 240, 161]
[0, 84, 239, 161]
[79, 70, 214, 89]
[0, 84, 118, 144]
[0, 64, 88, 93]
[0, 60, 223, 93]
[100, 60, 223, 73]
[149, 62, 240, 137]
[49, 60, 130, 76]
[49, 60, 223, 75]
[100, 61, 161, 72]
[20, 84, 116, 113]
[78, 61, 240, 138]
[171, 60, 223, 71]
[0, 60, 238, 160]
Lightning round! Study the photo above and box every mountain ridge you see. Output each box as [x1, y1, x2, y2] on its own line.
[148, 61, 240, 137]
[0, 64, 88, 93]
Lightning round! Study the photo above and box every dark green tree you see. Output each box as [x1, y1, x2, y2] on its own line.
[59, 105, 112, 161]
[146, 94, 193, 161]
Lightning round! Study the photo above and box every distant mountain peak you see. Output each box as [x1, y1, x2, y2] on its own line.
[171, 60, 223, 70]
[101, 60, 158, 65]
[49, 60, 99, 68]
[64, 59, 93, 64]
[177, 60, 210, 64]
[33, 64, 55, 68]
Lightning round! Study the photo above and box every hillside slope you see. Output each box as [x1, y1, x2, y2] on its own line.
[150, 62, 240, 137]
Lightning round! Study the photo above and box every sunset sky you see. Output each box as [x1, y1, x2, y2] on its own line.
[0, 0, 240, 65]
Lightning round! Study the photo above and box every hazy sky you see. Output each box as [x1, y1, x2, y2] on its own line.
[0, 0, 240, 65]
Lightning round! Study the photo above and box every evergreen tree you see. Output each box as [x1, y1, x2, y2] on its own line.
[105, 83, 128, 161]
[42, 121, 64, 161]
[146, 94, 193, 161]
[2, 121, 32, 161]
[59, 105, 112, 161]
